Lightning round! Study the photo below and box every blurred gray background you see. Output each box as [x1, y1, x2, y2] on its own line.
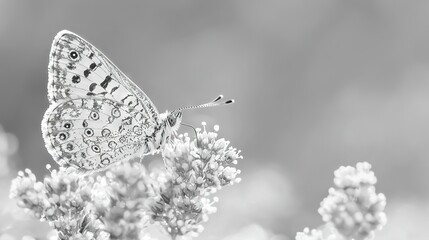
[0, 1, 428, 239]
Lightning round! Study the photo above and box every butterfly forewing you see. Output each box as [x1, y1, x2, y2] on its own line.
[43, 30, 161, 172]
[48, 30, 159, 119]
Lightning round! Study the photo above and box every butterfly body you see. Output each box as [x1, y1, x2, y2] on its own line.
[42, 30, 182, 173]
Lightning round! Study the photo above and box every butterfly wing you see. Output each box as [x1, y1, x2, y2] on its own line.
[42, 98, 156, 173]
[48, 30, 158, 120]
[43, 30, 161, 172]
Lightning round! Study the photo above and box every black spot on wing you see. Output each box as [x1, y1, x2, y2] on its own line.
[121, 94, 132, 103]
[67, 63, 76, 70]
[66, 143, 74, 151]
[72, 75, 81, 84]
[89, 83, 97, 92]
[131, 101, 140, 109]
[122, 116, 132, 125]
[89, 63, 97, 70]
[64, 88, 71, 97]
[84, 69, 91, 77]
[110, 86, 119, 94]
[101, 75, 112, 89]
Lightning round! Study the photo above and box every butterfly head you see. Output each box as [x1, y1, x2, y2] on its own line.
[159, 95, 233, 148]
[165, 95, 234, 133]
[166, 110, 183, 133]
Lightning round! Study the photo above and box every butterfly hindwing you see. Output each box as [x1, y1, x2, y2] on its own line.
[41, 98, 155, 172]
[48, 30, 159, 120]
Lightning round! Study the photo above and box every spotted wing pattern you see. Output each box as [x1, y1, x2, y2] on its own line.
[48, 30, 158, 120]
[42, 98, 156, 173]
[42, 30, 161, 172]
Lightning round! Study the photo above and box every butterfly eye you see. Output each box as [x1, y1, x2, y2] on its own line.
[68, 50, 80, 60]
[168, 117, 176, 126]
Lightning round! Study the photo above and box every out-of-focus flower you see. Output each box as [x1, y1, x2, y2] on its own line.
[318, 162, 387, 240]
[375, 200, 429, 240]
[295, 224, 346, 240]
[0, 124, 18, 177]
[0, 233, 15, 240]
[22, 236, 37, 240]
[150, 123, 242, 239]
[295, 228, 324, 240]
[223, 224, 288, 240]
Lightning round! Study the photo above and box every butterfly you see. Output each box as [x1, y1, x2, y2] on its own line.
[41, 30, 234, 173]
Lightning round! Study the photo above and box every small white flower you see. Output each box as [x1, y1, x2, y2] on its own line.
[319, 162, 386, 240]
[295, 228, 323, 240]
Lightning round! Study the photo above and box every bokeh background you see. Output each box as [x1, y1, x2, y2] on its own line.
[0, 1, 428, 239]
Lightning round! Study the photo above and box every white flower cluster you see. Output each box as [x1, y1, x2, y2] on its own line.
[9, 167, 108, 240]
[9, 163, 160, 240]
[150, 123, 242, 239]
[10, 123, 242, 240]
[91, 162, 153, 240]
[318, 162, 387, 240]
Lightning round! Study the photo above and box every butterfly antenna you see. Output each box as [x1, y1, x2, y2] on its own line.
[176, 94, 234, 148]
[176, 94, 235, 111]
